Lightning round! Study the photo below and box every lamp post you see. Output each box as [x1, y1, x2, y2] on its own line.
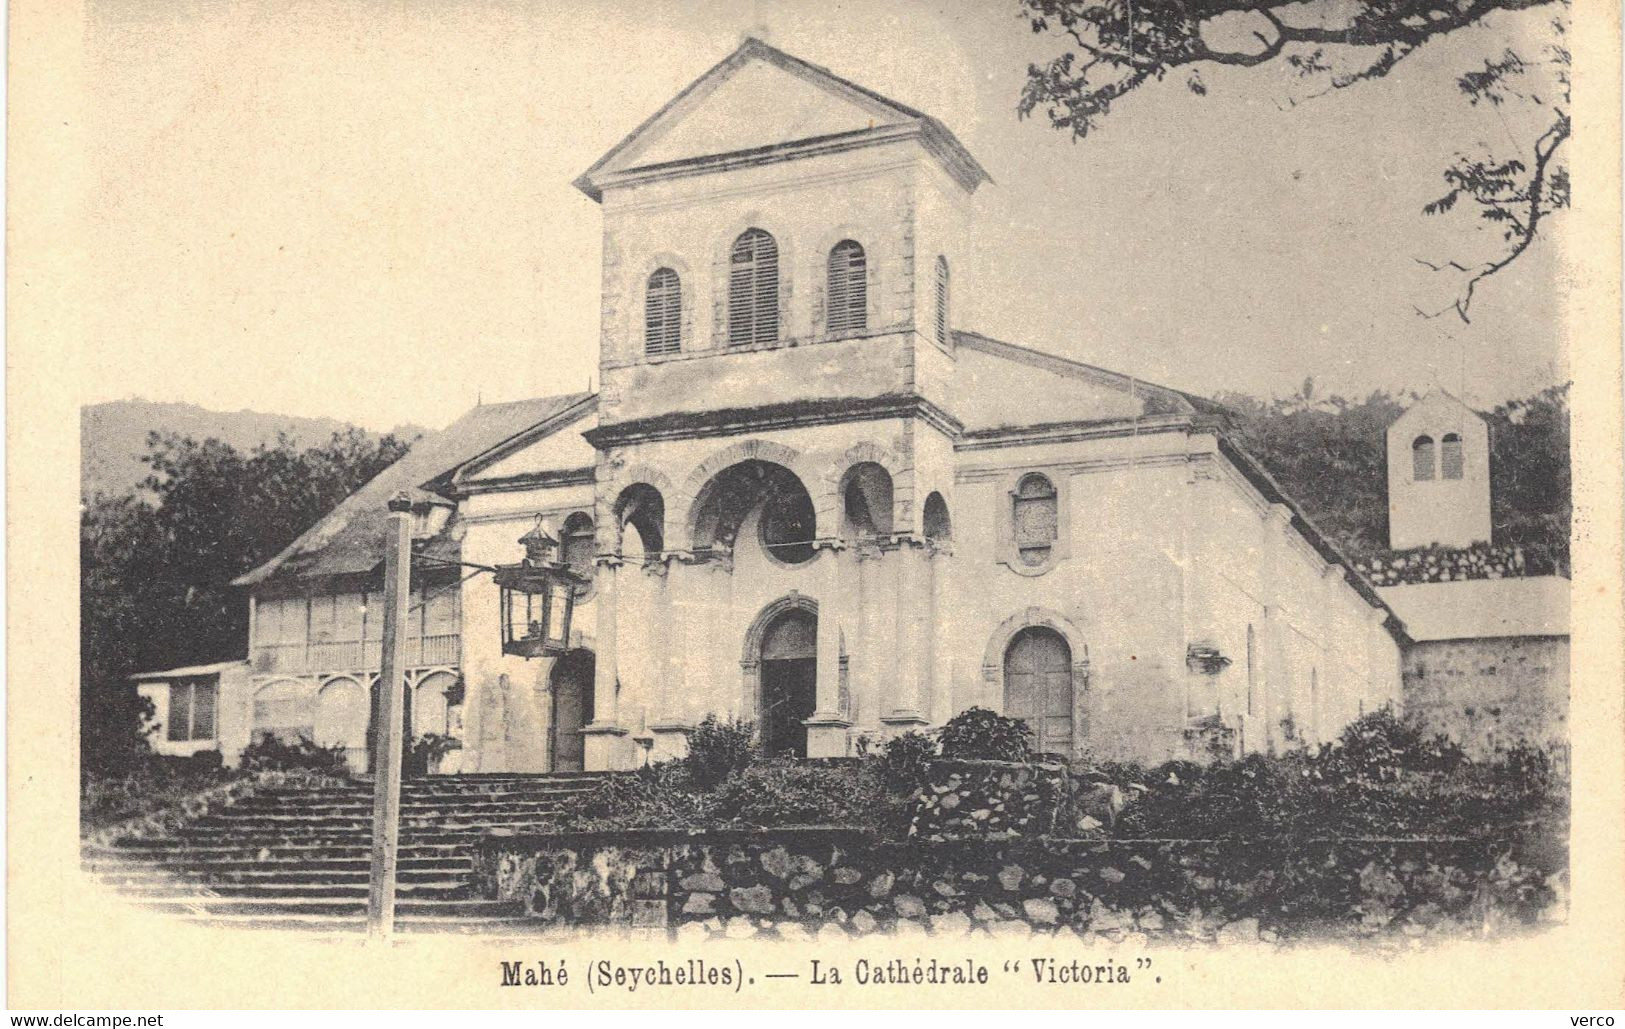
[367, 492, 413, 941]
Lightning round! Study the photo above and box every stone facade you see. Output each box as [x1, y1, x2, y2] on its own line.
[474, 827, 1559, 940]
[227, 39, 1404, 774]
[1401, 636, 1570, 759]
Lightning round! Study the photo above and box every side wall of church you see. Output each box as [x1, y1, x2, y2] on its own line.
[1401, 636, 1569, 758]
[457, 481, 597, 773]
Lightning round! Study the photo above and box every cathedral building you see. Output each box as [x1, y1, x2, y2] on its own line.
[145, 39, 1407, 772]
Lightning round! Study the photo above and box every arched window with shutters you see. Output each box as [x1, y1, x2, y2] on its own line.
[728, 229, 779, 346]
[933, 255, 950, 347]
[1440, 433, 1464, 479]
[644, 267, 681, 356]
[1412, 435, 1436, 481]
[826, 240, 866, 334]
[1012, 473, 1058, 567]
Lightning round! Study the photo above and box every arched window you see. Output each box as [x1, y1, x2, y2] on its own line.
[644, 267, 681, 356]
[728, 229, 779, 346]
[1013, 473, 1058, 566]
[1412, 435, 1436, 481]
[933, 255, 950, 347]
[560, 512, 596, 593]
[840, 462, 893, 539]
[614, 484, 665, 558]
[827, 240, 866, 334]
[923, 491, 952, 543]
[1440, 433, 1464, 479]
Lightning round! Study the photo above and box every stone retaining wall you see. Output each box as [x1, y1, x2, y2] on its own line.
[473, 826, 1561, 941]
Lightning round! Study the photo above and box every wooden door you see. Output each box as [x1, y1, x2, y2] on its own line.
[550, 652, 595, 772]
[1003, 627, 1074, 757]
[759, 609, 816, 757]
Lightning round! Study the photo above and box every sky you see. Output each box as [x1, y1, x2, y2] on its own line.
[82, 0, 1569, 432]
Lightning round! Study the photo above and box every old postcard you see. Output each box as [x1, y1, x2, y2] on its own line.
[7, 0, 1623, 1010]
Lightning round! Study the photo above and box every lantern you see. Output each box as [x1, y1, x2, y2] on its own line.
[494, 517, 589, 658]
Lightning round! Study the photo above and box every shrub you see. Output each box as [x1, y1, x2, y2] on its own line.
[403, 733, 458, 777]
[712, 759, 895, 828]
[1313, 708, 1466, 782]
[81, 752, 240, 829]
[882, 730, 938, 789]
[239, 735, 351, 775]
[937, 706, 1034, 762]
[682, 715, 759, 787]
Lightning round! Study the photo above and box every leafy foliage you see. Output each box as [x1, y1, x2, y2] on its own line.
[81, 751, 240, 829]
[404, 733, 460, 778]
[1104, 710, 1565, 840]
[1017, 0, 1569, 320]
[937, 706, 1035, 762]
[80, 429, 412, 773]
[882, 730, 940, 790]
[238, 735, 352, 776]
[1214, 382, 1569, 564]
[682, 715, 761, 788]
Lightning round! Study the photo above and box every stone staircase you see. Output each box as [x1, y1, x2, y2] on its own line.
[81, 773, 605, 934]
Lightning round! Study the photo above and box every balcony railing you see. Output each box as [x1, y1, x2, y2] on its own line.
[251, 634, 460, 675]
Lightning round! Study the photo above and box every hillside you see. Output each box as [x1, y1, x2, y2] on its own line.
[81, 399, 426, 501]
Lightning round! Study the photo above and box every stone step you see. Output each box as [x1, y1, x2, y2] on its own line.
[230, 797, 584, 815]
[83, 853, 470, 874]
[135, 896, 524, 918]
[103, 878, 472, 899]
[102, 840, 472, 860]
[201, 807, 568, 825]
[90, 864, 468, 886]
[173, 821, 556, 837]
[164, 828, 553, 846]
[165, 912, 541, 935]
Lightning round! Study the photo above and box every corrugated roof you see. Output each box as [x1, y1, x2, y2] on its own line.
[1378, 576, 1570, 642]
[131, 660, 247, 681]
[233, 393, 595, 588]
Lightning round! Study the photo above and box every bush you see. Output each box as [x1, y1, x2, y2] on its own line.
[403, 733, 458, 777]
[937, 707, 1034, 762]
[81, 752, 240, 830]
[682, 715, 759, 787]
[239, 735, 351, 775]
[882, 730, 938, 789]
[1313, 708, 1466, 782]
[712, 759, 894, 828]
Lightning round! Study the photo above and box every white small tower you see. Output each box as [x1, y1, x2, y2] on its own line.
[1386, 390, 1492, 550]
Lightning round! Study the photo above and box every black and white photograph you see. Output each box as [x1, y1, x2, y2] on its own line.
[8, 0, 1623, 1012]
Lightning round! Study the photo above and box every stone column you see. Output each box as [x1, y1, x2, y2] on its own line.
[883, 535, 930, 731]
[582, 555, 628, 770]
[649, 555, 693, 762]
[804, 540, 851, 757]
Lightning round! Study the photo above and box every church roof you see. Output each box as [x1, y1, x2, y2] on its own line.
[1378, 576, 1570, 641]
[573, 37, 990, 202]
[232, 392, 596, 588]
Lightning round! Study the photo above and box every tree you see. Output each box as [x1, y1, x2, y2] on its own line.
[80, 429, 412, 772]
[1017, 0, 1569, 321]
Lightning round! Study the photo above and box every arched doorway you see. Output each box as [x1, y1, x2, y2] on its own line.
[1003, 626, 1074, 757]
[759, 608, 817, 757]
[549, 650, 595, 772]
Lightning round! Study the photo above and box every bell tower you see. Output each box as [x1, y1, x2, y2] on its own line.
[1386, 390, 1492, 550]
[571, 38, 988, 434]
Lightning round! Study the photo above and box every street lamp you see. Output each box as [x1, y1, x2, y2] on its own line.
[494, 517, 588, 658]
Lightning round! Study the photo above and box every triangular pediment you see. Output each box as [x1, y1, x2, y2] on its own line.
[627, 58, 907, 168]
[574, 39, 987, 201]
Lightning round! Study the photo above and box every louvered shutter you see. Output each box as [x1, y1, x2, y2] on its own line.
[934, 255, 950, 347]
[1440, 433, 1464, 479]
[729, 230, 779, 346]
[644, 268, 681, 356]
[192, 679, 217, 739]
[167, 682, 192, 741]
[827, 240, 866, 334]
[1412, 436, 1436, 481]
